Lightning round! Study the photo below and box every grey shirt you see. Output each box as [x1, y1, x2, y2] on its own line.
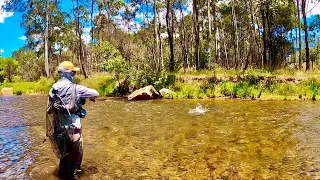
[50, 77, 99, 100]
[49, 77, 99, 129]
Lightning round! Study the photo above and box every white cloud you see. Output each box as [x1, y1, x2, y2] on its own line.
[158, 9, 167, 26]
[19, 35, 27, 41]
[81, 27, 92, 44]
[135, 12, 144, 21]
[81, 33, 91, 45]
[307, 1, 320, 16]
[0, 49, 4, 55]
[112, 13, 142, 34]
[0, 0, 14, 23]
[32, 34, 42, 42]
[186, 0, 193, 13]
[160, 32, 180, 39]
[83, 27, 91, 33]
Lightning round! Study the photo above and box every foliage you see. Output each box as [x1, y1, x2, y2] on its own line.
[13, 50, 42, 81]
[153, 74, 176, 90]
[129, 70, 159, 89]
[94, 41, 130, 75]
[0, 57, 19, 82]
[80, 73, 115, 96]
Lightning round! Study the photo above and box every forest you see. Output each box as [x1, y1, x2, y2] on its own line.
[0, 0, 320, 99]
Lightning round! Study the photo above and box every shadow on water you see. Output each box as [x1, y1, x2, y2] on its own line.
[3, 96, 320, 179]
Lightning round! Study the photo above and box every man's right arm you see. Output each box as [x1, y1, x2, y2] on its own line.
[76, 85, 99, 99]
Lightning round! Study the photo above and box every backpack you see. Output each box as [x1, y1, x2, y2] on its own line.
[50, 84, 80, 114]
[46, 84, 80, 159]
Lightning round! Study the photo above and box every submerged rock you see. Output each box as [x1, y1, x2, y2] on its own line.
[1, 88, 13, 96]
[128, 85, 160, 101]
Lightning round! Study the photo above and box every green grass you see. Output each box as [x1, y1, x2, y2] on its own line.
[161, 74, 320, 100]
[80, 73, 117, 96]
[178, 67, 320, 78]
[0, 77, 54, 95]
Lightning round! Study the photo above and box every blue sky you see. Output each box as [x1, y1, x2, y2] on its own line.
[0, 10, 24, 57]
[0, 0, 319, 58]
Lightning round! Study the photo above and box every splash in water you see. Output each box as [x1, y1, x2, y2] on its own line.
[188, 103, 209, 115]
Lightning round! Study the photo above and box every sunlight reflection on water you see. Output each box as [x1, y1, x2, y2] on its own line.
[0, 96, 34, 179]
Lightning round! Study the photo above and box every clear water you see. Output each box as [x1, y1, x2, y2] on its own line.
[0, 97, 34, 179]
[2, 96, 320, 179]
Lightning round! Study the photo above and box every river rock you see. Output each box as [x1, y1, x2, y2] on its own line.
[128, 85, 160, 101]
[159, 88, 171, 96]
[1, 88, 13, 96]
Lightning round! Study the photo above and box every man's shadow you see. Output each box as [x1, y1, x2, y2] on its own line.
[53, 165, 99, 179]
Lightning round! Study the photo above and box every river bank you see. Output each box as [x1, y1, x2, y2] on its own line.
[2, 69, 320, 100]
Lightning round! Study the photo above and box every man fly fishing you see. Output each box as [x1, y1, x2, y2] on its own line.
[46, 61, 99, 179]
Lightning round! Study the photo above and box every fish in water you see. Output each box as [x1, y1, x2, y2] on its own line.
[188, 103, 208, 115]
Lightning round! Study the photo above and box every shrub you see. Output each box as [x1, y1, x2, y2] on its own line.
[153, 74, 176, 90]
[219, 81, 234, 97]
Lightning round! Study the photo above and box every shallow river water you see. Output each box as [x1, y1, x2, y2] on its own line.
[1, 96, 320, 179]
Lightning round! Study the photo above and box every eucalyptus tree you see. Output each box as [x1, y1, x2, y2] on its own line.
[259, 0, 296, 69]
[296, 0, 303, 68]
[301, 0, 309, 70]
[207, 0, 213, 69]
[3, 0, 66, 77]
[71, 0, 90, 78]
[192, 0, 200, 70]
[13, 49, 42, 80]
[0, 57, 19, 82]
[166, 0, 175, 72]
[178, 0, 188, 70]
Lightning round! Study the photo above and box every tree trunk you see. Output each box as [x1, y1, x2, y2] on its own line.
[265, 3, 273, 67]
[261, 6, 267, 68]
[179, 0, 188, 71]
[212, 0, 217, 65]
[297, 0, 303, 69]
[166, 0, 174, 72]
[294, 0, 298, 65]
[91, 0, 94, 43]
[302, 0, 310, 70]
[216, 27, 221, 66]
[193, 0, 200, 70]
[153, 0, 160, 71]
[231, 0, 238, 69]
[76, 0, 88, 78]
[249, 0, 259, 67]
[89, 0, 95, 76]
[207, 0, 213, 69]
[44, 0, 49, 77]
[157, 13, 164, 71]
[221, 26, 228, 69]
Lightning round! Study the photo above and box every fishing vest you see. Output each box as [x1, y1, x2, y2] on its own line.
[49, 83, 81, 115]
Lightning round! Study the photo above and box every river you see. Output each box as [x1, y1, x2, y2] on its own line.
[1, 96, 320, 179]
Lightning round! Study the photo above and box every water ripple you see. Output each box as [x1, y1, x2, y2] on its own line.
[0, 96, 34, 179]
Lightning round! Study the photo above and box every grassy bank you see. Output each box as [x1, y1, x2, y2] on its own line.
[171, 68, 320, 100]
[0, 77, 54, 95]
[2, 69, 320, 100]
[166, 78, 320, 100]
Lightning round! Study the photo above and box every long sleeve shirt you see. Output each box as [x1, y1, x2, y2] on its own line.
[49, 77, 99, 129]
